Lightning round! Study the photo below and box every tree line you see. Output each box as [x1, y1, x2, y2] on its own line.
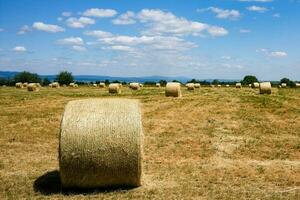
[0, 71, 298, 87]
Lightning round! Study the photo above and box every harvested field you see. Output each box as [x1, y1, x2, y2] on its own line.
[0, 86, 299, 199]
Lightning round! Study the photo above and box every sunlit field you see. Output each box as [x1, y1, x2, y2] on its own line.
[0, 86, 299, 199]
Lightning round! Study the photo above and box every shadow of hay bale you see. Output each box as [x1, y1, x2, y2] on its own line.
[34, 170, 137, 195]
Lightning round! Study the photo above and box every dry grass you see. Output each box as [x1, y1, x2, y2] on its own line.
[0, 86, 299, 199]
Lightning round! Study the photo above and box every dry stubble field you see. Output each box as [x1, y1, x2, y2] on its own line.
[0, 86, 299, 199]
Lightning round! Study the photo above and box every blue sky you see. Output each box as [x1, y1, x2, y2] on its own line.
[0, 0, 299, 80]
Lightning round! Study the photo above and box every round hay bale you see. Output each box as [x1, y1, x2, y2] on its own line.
[281, 83, 287, 88]
[165, 82, 181, 97]
[69, 83, 75, 87]
[139, 84, 143, 88]
[130, 83, 140, 90]
[252, 82, 259, 88]
[259, 82, 272, 94]
[278, 85, 282, 88]
[23, 82, 28, 88]
[194, 83, 200, 88]
[59, 98, 143, 188]
[248, 84, 252, 87]
[109, 83, 121, 94]
[236, 83, 242, 88]
[217, 84, 221, 88]
[99, 82, 106, 88]
[156, 83, 161, 87]
[49, 82, 60, 88]
[27, 83, 39, 91]
[225, 84, 230, 87]
[15, 82, 23, 88]
[296, 83, 300, 88]
[186, 83, 195, 90]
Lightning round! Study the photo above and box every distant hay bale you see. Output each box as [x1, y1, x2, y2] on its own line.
[217, 84, 221, 88]
[186, 83, 195, 90]
[109, 83, 121, 94]
[74, 84, 78, 88]
[281, 83, 287, 88]
[16, 82, 23, 88]
[69, 83, 75, 87]
[130, 82, 140, 90]
[165, 82, 181, 97]
[226, 84, 230, 87]
[99, 82, 106, 88]
[156, 83, 161, 87]
[252, 82, 259, 88]
[27, 83, 39, 92]
[23, 82, 28, 88]
[248, 84, 252, 87]
[236, 83, 242, 88]
[259, 82, 272, 94]
[50, 82, 60, 88]
[139, 84, 143, 88]
[59, 98, 143, 188]
[194, 83, 200, 88]
[296, 83, 300, 88]
[278, 85, 282, 88]
[93, 83, 97, 87]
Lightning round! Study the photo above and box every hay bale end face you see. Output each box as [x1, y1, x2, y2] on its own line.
[281, 83, 287, 88]
[15, 82, 23, 88]
[109, 83, 121, 94]
[186, 83, 195, 90]
[165, 82, 181, 97]
[259, 82, 272, 94]
[217, 84, 221, 88]
[252, 82, 259, 88]
[296, 83, 300, 88]
[99, 82, 106, 88]
[156, 83, 161, 87]
[236, 83, 242, 88]
[194, 83, 200, 88]
[50, 82, 60, 88]
[226, 84, 230, 87]
[27, 83, 39, 91]
[130, 82, 140, 90]
[59, 99, 143, 188]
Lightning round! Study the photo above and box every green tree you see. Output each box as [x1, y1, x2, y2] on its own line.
[42, 78, 51, 86]
[212, 79, 219, 85]
[56, 71, 74, 85]
[104, 79, 110, 85]
[242, 75, 258, 85]
[280, 77, 296, 87]
[159, 80, 167, 86]
[14, 71, 41, 83]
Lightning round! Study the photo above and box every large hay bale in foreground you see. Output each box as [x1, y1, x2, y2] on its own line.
[252, 82, 259, 88]
[27, 83, 39, 91]
[165, 82, 181, 97]
[15, 82, 23, 88]
[130, 82, 140, 90]
[59, 99, 143, 188]
[296, 83, 300, 88]
[259, 82, 272, 94]
[194, 83, 200, 88]
[236, 83, 242, 88]
[109, 83, 121, 94]
[186, 83, 195, 90]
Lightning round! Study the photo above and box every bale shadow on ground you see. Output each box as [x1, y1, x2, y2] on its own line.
[34, 170, 137, 195]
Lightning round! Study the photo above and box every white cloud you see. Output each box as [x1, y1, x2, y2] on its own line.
[13, 46, 27, 52]
[247, 6, 268, 12]
[57, 37, 84, 45]
[104, 45, 134, 51]
[112, 11, 136, 25]
[84, 30, 113, 38]
[201, 7, 241, 20]
[257, 49, 287, 57]
[17, 25, 31, 35]
[62, 11, 72, 17]
[273, 13, 280, 18]
[32, 22, 65, 32]
[137, 9, 228, 37]
[66, 17, 95, 28]
[221, 56, 231, 60]
[72, 45, 86, 51]
[83, 8, 117, 18]
[240, 29, 251, 33]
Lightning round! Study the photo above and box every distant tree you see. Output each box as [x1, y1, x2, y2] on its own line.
[212, 79, 219, 85]
[14, 71, 41, 83]
[111, 80, 120, 83]
[42, 78, 51, 86]
[159, 80, 167, 86]
[280, 77, 296, 87]
[172, 80, 181, 83]
[122, 81, 127, 85]
[56, 71, 74, 85]
[0, 78, 7, 86]
[95, 81, 100, 84]
[104, 79, 110, 85]
[144, 81, 156, 86]
[242, 75, 258, 85]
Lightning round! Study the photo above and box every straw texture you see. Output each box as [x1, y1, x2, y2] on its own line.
[109, 83, 121, 94]
[59, 98, 143, 188]
[194, 83, 200, 88]
[259, 82, 272, 94]
[99, 83, 106, 88]
[15, 82, 23, 88]
[165, 82, 181, 97]
[27, 83, 39, 91]
[130, 83, 140, 90]
[252, 82, 259, 88]
[186, 83, 195, 90]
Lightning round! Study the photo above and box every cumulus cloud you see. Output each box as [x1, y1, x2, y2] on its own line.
[112, 11, 136, 25]
[32, 22, 65, 32]
[13, 46, 27, 52]
[72, 45, 86, 51]
[57, 37, 84, 45]
[83, 8, 117, 17]
[84, 30, 113, 38]
[66, 17, 95, 28]
[199, 7, 241, 20]
[103, 45, 134, 51]
[62, 11, 72, 17]
[137, 9, 228, 37]
[247, 6, 268, 12]
[273, 13, 280, 18]
[257, 49, 287, 57]
[17, 25, 31, 35]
